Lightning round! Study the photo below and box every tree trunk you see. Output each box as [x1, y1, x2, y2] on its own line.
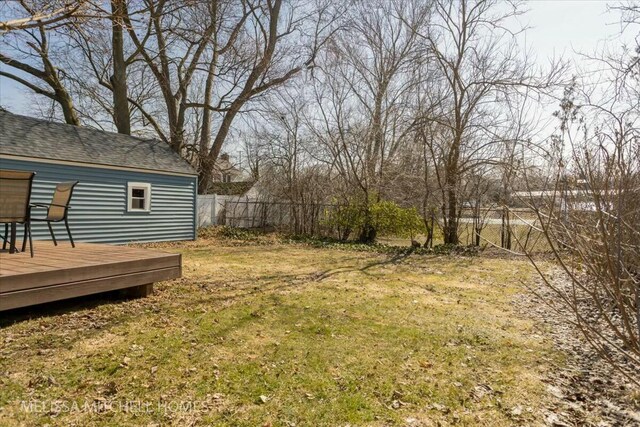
[198, 102, 237, 193]
[423, 211, 434, 248]
[443, 178, 459, 245]
[198, 156, 215, 194]
[358, 223, 377, 244]
[198, 55, 217, 170]
[111, 0, 130, 134]
[358, 204, 377, 244]
[55, 85, 80, 126]
[442, 130, 461, 245]
[501, 207, 511, 250]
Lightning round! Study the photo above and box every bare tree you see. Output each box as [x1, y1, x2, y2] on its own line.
[0, 1, 83, 124]
[309, 0, 429, 242]
[194, 0, 337, 194]
[411, 0, 563, 244]
[0, 0, 133, 131]
[0, 0, 88, 32]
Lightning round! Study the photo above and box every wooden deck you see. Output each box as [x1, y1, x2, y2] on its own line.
[0, 241, 181, 311]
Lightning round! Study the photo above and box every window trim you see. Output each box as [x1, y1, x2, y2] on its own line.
[127, 182, 152, 212]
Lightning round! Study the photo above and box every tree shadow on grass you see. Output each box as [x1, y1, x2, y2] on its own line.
[0, 250, 421, 369]
[0, 250, 415, 328]
[180, 249, 418, 309]
[313, 248, 415, 281]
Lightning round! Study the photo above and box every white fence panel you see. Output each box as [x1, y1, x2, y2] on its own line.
[197, 194, 216, 227]
[197, 194, 257, 228]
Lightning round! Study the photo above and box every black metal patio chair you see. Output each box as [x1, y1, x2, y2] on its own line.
[30, 181, 79, 248]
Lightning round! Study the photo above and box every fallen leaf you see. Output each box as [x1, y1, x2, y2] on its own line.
[390, 399, 407, 409]
[510, 405, 523, 417]
[430, 402, 449, 413]
[546, 384, 564, 399]
[471, 384, 494, 401]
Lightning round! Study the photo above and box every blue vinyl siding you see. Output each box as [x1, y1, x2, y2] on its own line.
[0, 158, 196, 244]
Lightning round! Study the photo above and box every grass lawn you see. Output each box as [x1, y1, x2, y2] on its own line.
[0, 237, 560, 426]
[380, 223, 550, 253]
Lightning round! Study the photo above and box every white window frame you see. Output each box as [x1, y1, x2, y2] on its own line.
[127, 182, 151, 212]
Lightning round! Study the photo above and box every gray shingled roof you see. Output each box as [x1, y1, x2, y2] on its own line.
[0, 111, 196, 176]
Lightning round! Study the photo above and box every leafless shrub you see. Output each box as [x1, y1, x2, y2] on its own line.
[521, 26, 640, 381]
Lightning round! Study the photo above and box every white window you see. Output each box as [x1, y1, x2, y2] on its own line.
[127, 182, 151, 212]
[223, 173, 232, 183]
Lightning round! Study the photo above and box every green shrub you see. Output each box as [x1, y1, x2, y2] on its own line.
[369, 200, 425, 238]
[323, 203, 362, 240]
[323, 198, 425, 242]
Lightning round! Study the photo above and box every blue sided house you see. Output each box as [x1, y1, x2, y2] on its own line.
[0, 111, 197, 244]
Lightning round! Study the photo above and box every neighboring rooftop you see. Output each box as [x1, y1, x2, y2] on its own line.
[0, 111, 196, 176]
[206, 181, 255, 196]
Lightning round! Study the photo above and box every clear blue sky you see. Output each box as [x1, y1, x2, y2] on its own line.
[0, 1, 632, 117]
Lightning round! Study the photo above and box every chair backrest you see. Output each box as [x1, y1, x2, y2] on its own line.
[47, 181, 79, 221]
[0, 169, 36, 223]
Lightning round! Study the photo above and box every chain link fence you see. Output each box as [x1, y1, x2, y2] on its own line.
[221, 199, 337, 236]
[456, 208, 548, 253]
[215, 198, 549, 253]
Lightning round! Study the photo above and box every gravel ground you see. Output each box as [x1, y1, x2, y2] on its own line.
[515, 268, 640, 427]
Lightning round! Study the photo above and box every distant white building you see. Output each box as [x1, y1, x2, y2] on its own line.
[211, 153, 244, 183]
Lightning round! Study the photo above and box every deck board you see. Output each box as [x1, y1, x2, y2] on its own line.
[0, 241, 181, 310]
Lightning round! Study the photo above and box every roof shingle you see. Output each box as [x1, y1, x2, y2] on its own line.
[0, 112, 196, 176]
